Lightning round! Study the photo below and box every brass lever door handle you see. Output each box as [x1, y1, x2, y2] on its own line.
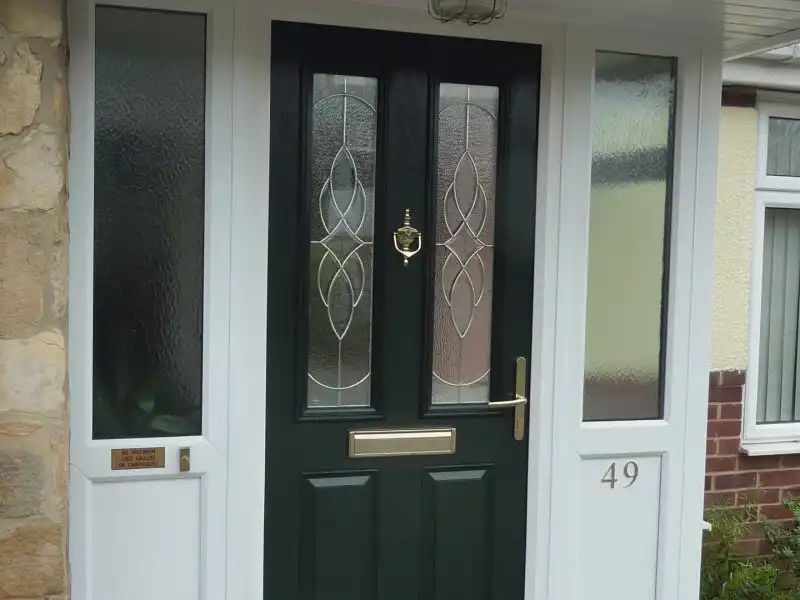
[487, 357, 528, 441]
[487, 396, 527, 408]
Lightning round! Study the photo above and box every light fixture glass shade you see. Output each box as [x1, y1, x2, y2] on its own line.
[428, 0, 507, 24]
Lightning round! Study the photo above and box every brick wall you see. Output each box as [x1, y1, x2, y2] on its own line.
[706, 370, 800, 556]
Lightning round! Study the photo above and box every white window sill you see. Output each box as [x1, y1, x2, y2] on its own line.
[740, 439, 800, 456]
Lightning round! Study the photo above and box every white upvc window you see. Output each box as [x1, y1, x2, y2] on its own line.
[744, 98, 800, 455]
[758, 99, 800, 192]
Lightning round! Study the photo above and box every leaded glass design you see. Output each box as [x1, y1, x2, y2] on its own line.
[307, 74, 378, 408]
[432, 84, 499, 405]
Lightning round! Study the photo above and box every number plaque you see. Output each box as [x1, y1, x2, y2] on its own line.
[601, 460, 639, 489]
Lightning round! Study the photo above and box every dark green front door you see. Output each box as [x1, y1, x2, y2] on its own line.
[266, 21, 540, 600]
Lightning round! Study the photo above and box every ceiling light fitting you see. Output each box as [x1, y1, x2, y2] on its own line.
[428, 0, 507, 24]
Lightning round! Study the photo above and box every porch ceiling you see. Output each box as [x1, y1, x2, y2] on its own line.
[357, 0, 800, 59]
[724, 0, 800, 60]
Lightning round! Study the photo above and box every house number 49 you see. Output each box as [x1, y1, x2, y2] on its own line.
[601, 461, 639, 489]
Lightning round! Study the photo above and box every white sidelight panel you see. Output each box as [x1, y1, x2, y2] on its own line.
[549, 25, 718, 600]
[68, 1, 233, 599]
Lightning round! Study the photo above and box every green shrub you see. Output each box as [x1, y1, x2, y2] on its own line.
[701, 504, 792, 600]
[763, 498, 800, 595]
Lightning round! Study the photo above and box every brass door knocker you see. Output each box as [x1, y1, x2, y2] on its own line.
[393, 209, 422, 266]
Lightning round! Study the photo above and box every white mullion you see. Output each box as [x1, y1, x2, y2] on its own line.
[546, 26, 594, 600]
[659, 35, 705, 600]
[226, 1, 271, 599]
[676, 33, 721, 600]
[201, 0, 234, 454]
[68, 0, 97, 471]
[526, 24, 566, 600]
[67, 3, 97, 600]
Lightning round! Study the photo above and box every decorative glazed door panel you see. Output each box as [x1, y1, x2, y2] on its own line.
[266, 22, 539, 600]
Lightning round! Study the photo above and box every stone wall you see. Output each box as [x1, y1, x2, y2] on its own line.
[0, 1, 68, 599]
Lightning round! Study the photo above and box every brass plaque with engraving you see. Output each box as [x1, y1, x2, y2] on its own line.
[111, 447, 166, 470]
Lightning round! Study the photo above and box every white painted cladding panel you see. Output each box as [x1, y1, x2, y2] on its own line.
[578, 456, 662, 599]
[91, 479, 202, 600]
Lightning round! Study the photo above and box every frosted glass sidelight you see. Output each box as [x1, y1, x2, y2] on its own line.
[93, 7, 207, 439]
[583, 52, 676, 421]
[768, 117, 800, 177]
[432, 84, 499, 405]
[307, 75, 378, 408]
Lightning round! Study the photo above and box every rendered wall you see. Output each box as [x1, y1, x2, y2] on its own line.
[710, 105, 757, 373]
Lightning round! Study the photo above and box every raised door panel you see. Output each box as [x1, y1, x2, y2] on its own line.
[299, 473, 379, 600]
[421, 467, 494, 600]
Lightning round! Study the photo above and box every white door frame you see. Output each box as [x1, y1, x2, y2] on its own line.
[227, 3, 570, 598]
[226, 4, 570, 598]
[228, 3, 719, 599]
[68, 0, 721, 598]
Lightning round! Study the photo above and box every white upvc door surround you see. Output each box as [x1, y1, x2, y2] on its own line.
[67, 1, 722, 599]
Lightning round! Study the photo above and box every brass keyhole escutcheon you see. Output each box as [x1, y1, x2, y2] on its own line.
[179, 447, 191, 472]
[393, 209, 422, 266]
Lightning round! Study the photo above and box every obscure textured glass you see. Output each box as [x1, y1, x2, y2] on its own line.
[768, 117, 800, 177]
[583, 52, 676, 421]
[432, 84, 498, 405]
[93, 7, 206, 439]
[308, 75, 377, 408]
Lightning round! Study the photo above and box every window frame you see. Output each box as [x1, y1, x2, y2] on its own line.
[757, 100, 800, 192]
[69, 0, 233, 449]
[743, 98, 800, 453]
